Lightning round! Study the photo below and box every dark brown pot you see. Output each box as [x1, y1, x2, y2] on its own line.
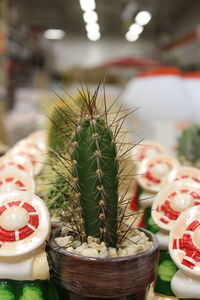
[47, 228, 158, 299]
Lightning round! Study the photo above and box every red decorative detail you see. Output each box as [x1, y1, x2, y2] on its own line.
[0, 162, 25, 171]
[0, 205, 6, 216]
[144, 160, 172, 185]
[160, 216, 170, 224]
[172, 220, 200, 269]
[14, 180, 24, 187]
[187, 220, 200, 232]
[130, 184, 139, 211]
[144, 170, 161, 184]
[158, 190, 200, 224]
[17, 164, 25, 170]
[29, 215, 39, 228]
[137, 67, 181, 77]
[98, 56, 163, 69]
[0, 177, 27, 191]
[175, 175, 200, 184]
[138, 146, 161, 160]
[137, 215, 144, 228]
[22, 202, 36, 212]
[5, 177, 13, 183]
[19, 225, 34, 240]
[8, 201, 21, 207]
[0, 201, 39, 247]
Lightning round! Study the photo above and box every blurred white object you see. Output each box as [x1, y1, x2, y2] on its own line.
[0, 154, 33, 176]
[183, 72, 200, 124]
[122, 68, 194, 153]
[0, 169, 35, 193]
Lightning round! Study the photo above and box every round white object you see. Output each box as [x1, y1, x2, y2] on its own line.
[169, 205, 200, 279]
[9, 144, 44, 176]
[0, 206, 29, 230]
[152, 182, 200, 232]
[0, 191, 50, 257]
[171, 270, 200, 298]
[27, 130, 47, 152]
[162, 166, 200, 189]
[0, 154, 33, 176]
[137, 154, 180, 192]
[132, 140, 165, 165]
[0, 169, 35, 193]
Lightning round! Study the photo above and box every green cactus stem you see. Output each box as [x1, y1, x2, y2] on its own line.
[71, 117, 119, 247]
[178, 125, 200, 166]
[47, 93, 86, 157]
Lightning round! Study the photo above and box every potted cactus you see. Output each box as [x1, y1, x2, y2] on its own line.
[46, 87, 159, 299]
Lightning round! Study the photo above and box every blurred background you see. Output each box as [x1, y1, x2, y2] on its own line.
[0, 0, 200, 151]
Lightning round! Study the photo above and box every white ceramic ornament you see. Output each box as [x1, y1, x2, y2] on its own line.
[0, 154, 33, 176]
[162, 166, 200, 189]
[137, 154, 180, 193]
[152, 182, 200, 232]
[169, 206, 200, 298]
[169, 205, 200, 279]
[132, 140, 165, 165]
[8, 140, 45, 175]
[0, 169, 35, 193]
[0, 191, 50, 280]
[26, 130, 47, 152]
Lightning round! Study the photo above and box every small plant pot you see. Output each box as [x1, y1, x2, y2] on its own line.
[47, 228, 158, 299]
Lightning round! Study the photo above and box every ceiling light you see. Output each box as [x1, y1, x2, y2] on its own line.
[129, 23, 143, 35]
[79, 0, 96, 11]
[125, 31, 139, 42]
[86, 22, 100, 33]
[87, 31, 101, 41]
[44, 29, 65, 40]
[135, 11, 151, 25]
[83, 11, 98, 23]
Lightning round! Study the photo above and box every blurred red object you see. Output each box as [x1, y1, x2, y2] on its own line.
[98, 56, 164, 68]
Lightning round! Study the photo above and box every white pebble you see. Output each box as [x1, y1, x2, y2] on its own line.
[55, 236, 72, 247]
[66, 247, 75, 253]
[98, 246, 108, 258]
[80, 248, 99, 257]
[108, 247, 117, 257]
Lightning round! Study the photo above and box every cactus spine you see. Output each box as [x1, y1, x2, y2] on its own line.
[71, 117, 118, 247]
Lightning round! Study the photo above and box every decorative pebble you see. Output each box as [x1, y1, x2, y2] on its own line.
[55, 236, 72, 247]
[55, 230, 152, 258]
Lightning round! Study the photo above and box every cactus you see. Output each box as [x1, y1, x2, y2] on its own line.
[40, 93, 87, 216]
[48, 86, 137, 248]
[45, 176, 71, 219]
[71, 117, 118, 247]
[47, 92, 85, 156]
[178, 125, 200, 167]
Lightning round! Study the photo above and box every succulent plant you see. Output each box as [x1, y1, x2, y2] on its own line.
[47, 92, 85, 158]
[178, 125, 200, 167]
[45, 176, 71, 219]
[49, 86, 137, 248]
[39, 92, 87, 215]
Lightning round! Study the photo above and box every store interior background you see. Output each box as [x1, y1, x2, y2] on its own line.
[0, 0, 200, 151]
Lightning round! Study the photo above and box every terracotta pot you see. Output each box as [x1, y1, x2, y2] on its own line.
[47, 228, 158, 298]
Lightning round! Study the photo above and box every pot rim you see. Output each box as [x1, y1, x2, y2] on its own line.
[47, 227, 159, 263]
